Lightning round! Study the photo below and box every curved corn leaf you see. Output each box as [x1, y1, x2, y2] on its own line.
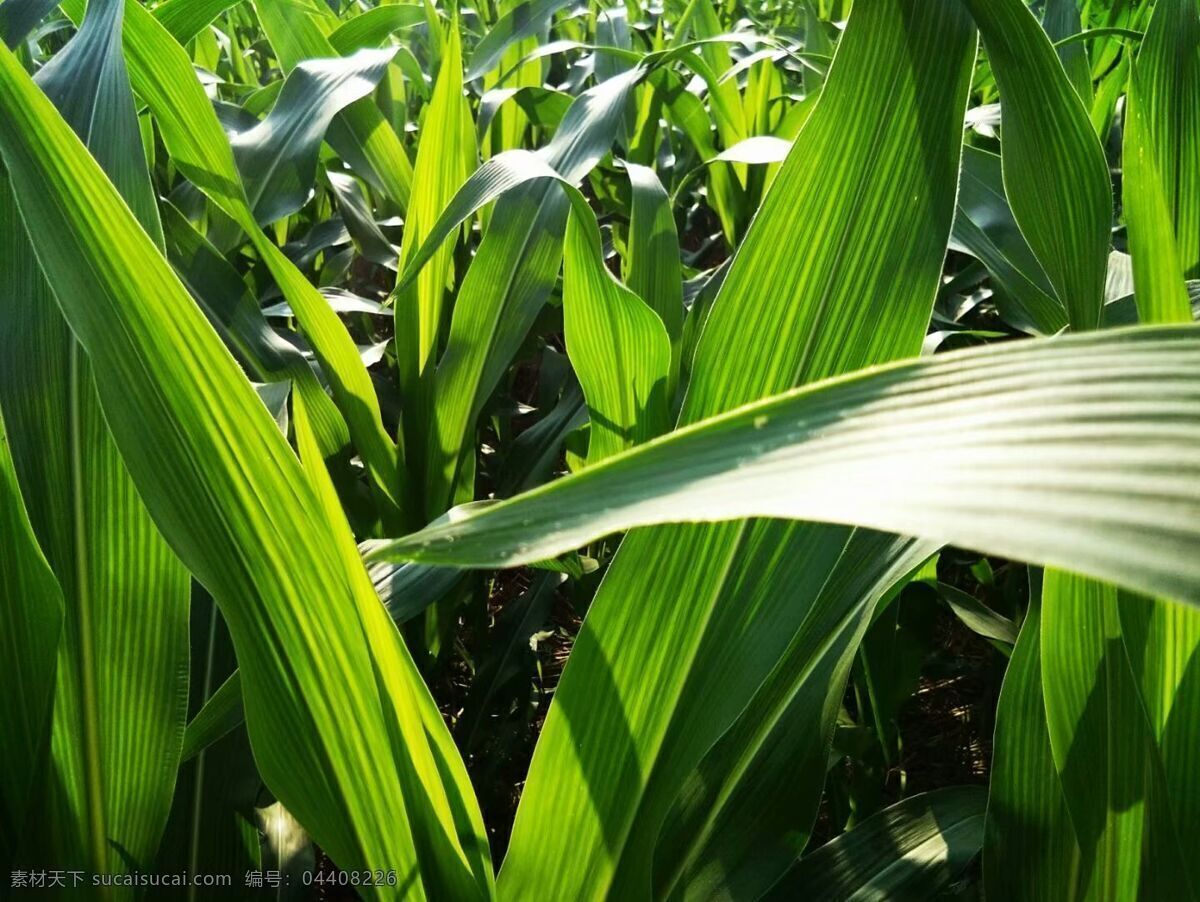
[975, 4, 1200, 894]
[563, 195, 670, 463]
[374, 327, 1200, 609]
[0, 0, 58, 48]
[325, 170, 399, 268]
[92, 0, 405, 524]
[180, 673, 242, 764]
[0, 37, 493, 899]
[231, 48, 397, 225]
[653, 531, 939, 899]
[151, 0, 242, 44]
[252, 0, 413, 213]
[328, 4, 426, 55]
[161, 204, 353, 469]
[423, 67, 641, 514]
[624, 162, 683, 392]
[467, 0, 575, 82]
[764, 786, 987, 901]
[177, 550, 469, 765]
[951, 146, 1066, 335]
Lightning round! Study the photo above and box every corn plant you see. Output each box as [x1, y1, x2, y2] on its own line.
[0, 0, 1197, 898]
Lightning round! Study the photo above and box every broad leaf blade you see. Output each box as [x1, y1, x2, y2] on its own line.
[0, 37, 491, 898]
[375, 327, 1200, 609]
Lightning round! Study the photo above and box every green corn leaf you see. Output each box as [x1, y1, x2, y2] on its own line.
[0, 404, 63, 871]
[467, 0, 575, 82]
[977, 3, 1200, 894]
[764, 786, 987, 901]
[393, 20, 475, 516]
[563, 191, 671, 463]
[653, 531, 939, 899]
[85, 0, 406, 524]
[252, 0, 413, 213]
[325, 170, 399, 269]
[422, 67, 642, 514]
[179, 673, 242, 764]
[0, 0, 190, 875]
[151, 0, 243, 44]
[373, 326, 1200, 608]
[984, 596, 1082, 900]
[648, 66, 745, 245]
[328, 4, 426, 55]
[0, 0, 58, 48]
[1044, 0, 1092, 103]
[160, 203, 353, 469]
[1137, 0, 1200, 278]
[231, 48, 397, 225]
[961, 0, 1112, 332]
[487, 3, 977, 897]
[1124, 66, 1193, 326]
[624, 162, 683, 393]
[0, 35, 492, 898]
[951, 146, 1067, 335]
[1039, 573, 1192, 897]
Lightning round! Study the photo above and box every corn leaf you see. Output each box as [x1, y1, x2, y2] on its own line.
[764, 786, 987, 901]
[0, 404, 62, 870]
[393, 20, 475, 517]
[328, 5, 426, 55]
[1137, 0, 1200, 277]
[478, 3, 978, 897]
[252, 0, 413, 213]
[951, 146, 1067, 335]
[422, 67, 641, 514]
[624, 162, 683, 392]
[151, 0, 243, 44]
[563, 195, 671, 463]
[0, 35, 492, 898]
[87, 0, 406, 524]
[231, 48, 397, 225]
[1124, 66, 1193, 326]
[0, 0, 57, 48]
[961, 0, 1112, 332]
[984, 598, 1081, 900]
[0, 0, 190, 874]
[374, 326, 1200, 608]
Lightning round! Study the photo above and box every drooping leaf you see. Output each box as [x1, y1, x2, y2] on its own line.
[252, 0, 413, 212]
[230, 48, 397, 225]
[375, 324, 1200, 602]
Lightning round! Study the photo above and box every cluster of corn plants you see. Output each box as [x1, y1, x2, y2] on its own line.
[1, 0, 1198, 897]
